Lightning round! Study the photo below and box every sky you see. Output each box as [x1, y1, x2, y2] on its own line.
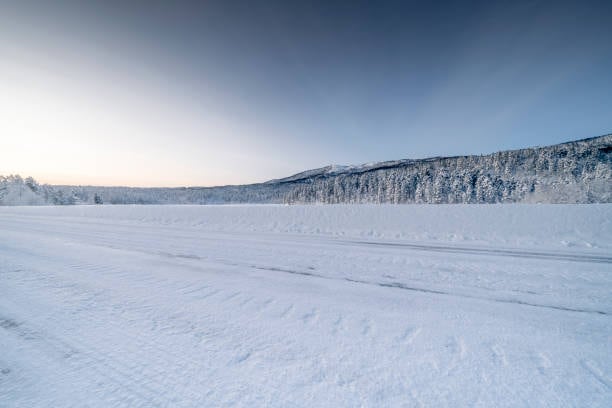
[1, 0, 611, 187]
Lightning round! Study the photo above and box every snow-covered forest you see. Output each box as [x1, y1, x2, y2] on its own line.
[0, 175, 77, 206]
[282, 134, 612, 204]
[2, 134, 610, 205]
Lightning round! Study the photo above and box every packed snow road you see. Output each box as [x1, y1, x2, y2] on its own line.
[1, 205, 611, 407]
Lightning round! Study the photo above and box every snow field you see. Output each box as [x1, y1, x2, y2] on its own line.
[0, 204, 611, 407]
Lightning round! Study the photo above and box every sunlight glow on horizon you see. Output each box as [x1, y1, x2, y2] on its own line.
[0, 45, 316, 187]
[1, 1, 611, 187]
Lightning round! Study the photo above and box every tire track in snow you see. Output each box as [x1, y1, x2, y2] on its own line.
[63, 234, 612, 317]
[6, 227, 609, 317]
[0, 261, 236, 406]
[52, 230, 612, 317]
[248, 265, 611, 316]
[6, 218, 610, 317]
[582, 360, 612, 390]
[0, 313, 169, 407]
[343, 240, 612, 264]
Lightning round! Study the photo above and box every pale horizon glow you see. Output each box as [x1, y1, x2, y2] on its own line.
[1, 1, 611, 187]
[1, 37, 317, 187]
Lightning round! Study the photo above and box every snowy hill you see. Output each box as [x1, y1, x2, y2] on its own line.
[267, 160, 415, 184]
[2, 134, 611, 205]
[281, 134, 612, 204]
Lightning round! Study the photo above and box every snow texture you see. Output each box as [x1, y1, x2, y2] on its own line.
[1, 204, 611, 407]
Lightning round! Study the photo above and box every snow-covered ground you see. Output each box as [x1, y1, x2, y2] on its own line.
[1, 204, 611, 407]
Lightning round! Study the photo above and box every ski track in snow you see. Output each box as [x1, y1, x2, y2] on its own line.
[0, 204, 611, 407]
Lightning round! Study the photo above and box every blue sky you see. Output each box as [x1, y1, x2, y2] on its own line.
[1, 0, 611, 186]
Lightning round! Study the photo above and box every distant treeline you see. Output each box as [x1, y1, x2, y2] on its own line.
[2, 134, 611, 206]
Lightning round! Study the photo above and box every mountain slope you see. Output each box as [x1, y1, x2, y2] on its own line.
[281, 134, 612, 204]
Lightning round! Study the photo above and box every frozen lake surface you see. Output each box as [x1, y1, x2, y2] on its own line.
[1, 204, 611, 407]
